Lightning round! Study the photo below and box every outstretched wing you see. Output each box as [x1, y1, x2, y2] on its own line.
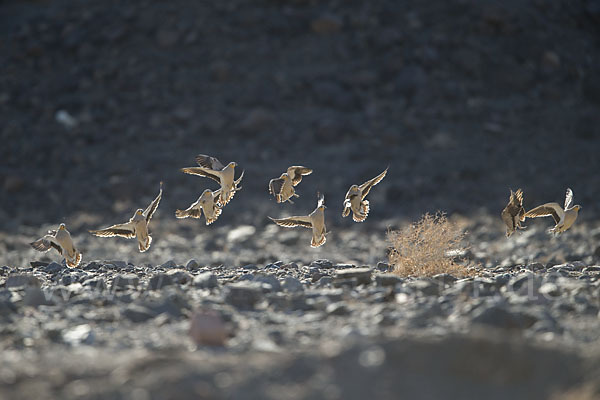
[89, 222, 136, 238]
[175, 199, 202, 219]
[143, 182, 163, 223]
[524, 203, 563, 224]
[564, 188, 573, 210]
[510, 189, 524, 206]
[358, 167, 388, 199]
[287, 166, 313, 186]
[195, 154, 224, 170]
[269, 177, 285, 197]
[268, 216, 312, 229]
[180, 167, 221, 183]
[30, 236, 62, 254]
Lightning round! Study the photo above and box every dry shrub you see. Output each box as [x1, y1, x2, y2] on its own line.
[388, 213, 470, 277]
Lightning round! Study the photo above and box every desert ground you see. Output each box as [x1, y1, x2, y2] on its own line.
[1, 0, 600, 398]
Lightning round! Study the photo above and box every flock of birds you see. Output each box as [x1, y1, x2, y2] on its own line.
[29, 154, 388, 268]
[29, 154, 582, 269]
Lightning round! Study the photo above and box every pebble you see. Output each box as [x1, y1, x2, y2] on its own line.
[193, 272, 219, 289]
[166, 269, 192, 284]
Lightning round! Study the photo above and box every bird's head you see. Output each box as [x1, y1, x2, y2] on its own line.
[319, 205, 327, 211]
[574, 205, 582, 212]
[59, 224, 66, 230]
[280, 173, 288, 179]
[227, 162, 237, 169]
[136, 209, 144, 216]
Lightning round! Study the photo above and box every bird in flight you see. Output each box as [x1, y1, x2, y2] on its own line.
[501, 188, 526, 237]
[268, 166, 312, 204]
[30, 223, 82, 268]
[342, 167, 388, 222]
[175, 188, 223, 225]
[269, 193, 327, 248]
[524, 188, 582, 234]
[181, 155, 243, 206]
[89, 182, 163, 252]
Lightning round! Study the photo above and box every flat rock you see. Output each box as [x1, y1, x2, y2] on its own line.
[375, 274, 403, 287]
[149, 273, 174, 290]
[5, 274, 41, 288]
[122, 304, 156, 323]
[225, 282, 263, 309]
[335, 268, 372, 286]
[23, 287, 53, 307]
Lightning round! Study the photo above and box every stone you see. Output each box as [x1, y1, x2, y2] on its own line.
[310, 259, 333, 269]
[185, 259, 200, 270]
[327, 302, 350, 316]
[30, 261, 49, 268]
[43, 262, 63, 274]
[406, 279, 440, 296]
[5, 274, 41, 288]
[63, 324, 94, 345]
[103, 260, 128, 269]
[315, 276, 333, 287]
[539, 283, 561, 297]
[225, 282, 263, 309]
[160, 260, 177, 269]
[193, 272, 219, 289]
[282, 276, 304, 292]
[122, 304, 156, 323]
[253, 274, 281, 292]
[189, 311, 227, 346]
[376, 262, 391, 272]
[83, 278, 106, 291]
[112, 274, 139, 289]
[149, 273, 174, 290]
[23, 287, 53, 307]
[375, 274, 403, 287]
[61, 275, 73, 286]
[335, 268, 372, 286]
[166, 269, 192, 284]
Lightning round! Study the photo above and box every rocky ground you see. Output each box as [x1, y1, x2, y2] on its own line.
[2, 0, 600, 398]
[1, 237, 600, 399]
